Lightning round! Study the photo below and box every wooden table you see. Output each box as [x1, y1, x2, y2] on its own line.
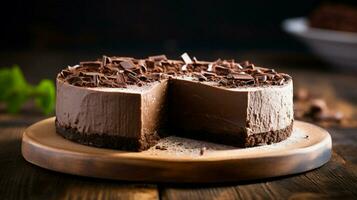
[1, 54, 357, 199]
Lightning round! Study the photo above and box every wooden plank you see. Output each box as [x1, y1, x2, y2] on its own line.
[0, 125, 159, 200]
[330, 128, 357, 164]
[160, 129, 357, 200]
[160, 151, 357, 199]
[162, 127, 357, 200]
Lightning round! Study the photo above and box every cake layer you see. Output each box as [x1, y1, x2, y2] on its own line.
[56, 78, 293, 151]
[56, 79, 168, 150]
[246, 79, 294, 134]
[56, 118, 293, 150]
[169, 78, 293, 145]
[56, 79, 142, 137]
[169, 78, 248, 136]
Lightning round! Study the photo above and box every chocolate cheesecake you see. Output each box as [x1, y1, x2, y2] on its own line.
[56, 53, 294, 151]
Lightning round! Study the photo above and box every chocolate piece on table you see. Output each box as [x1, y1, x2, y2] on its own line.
[200, 147, 207, 156]
[310, 99, 328, 114]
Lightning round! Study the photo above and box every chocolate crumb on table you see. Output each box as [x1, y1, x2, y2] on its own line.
[293, 88, 349, 127]
[200, 147, 207, 156]
[155, 145, 168, 151]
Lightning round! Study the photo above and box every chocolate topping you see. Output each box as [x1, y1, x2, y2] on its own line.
[58, 53, 291, 88]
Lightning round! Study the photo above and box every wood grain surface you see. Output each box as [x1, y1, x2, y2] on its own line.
[1, 55, 357, 199]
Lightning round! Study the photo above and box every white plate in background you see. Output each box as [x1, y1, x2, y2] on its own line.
[282, 17, 357, 71]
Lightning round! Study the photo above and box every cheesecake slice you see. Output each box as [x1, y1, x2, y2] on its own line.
[55, 54, 293, 151]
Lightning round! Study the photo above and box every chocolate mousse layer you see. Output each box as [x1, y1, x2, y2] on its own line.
[56, 79, 168, 151]
[56, 53, 294, 151]
[169, 78, 293, 146]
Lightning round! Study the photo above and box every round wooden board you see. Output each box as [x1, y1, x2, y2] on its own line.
[22, 117, 332, 183]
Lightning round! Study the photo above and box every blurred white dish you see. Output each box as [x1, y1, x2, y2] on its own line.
[282, 17, 357, 71]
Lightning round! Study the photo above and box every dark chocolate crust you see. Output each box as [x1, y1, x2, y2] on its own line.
[55, 120, 160, 152]
[172, 121, 294, 148]
[55, 119, 293, 151]
[245, 121, 293, 147]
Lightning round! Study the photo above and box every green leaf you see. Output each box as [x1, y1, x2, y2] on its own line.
[11, 65, 27, 88]
[0, 65, 29, 113]
[0, 65, 56, 115]
[34, 79, 56, 115]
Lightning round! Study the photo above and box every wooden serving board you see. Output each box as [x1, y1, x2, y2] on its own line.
[22, 117, 331, 183]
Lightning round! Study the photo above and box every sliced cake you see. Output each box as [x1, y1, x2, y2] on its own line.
[55, 53, 293, 151]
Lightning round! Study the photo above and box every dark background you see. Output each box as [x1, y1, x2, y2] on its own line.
[0, 0, 333, 82]
[0, 0, 319, 52]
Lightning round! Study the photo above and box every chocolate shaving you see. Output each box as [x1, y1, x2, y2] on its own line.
[102, 55, 108, 66]
[80, 61, 102, 68]
[120, 61, 136, 70]
[232, 74, 254, 80]
[215, 66, 231, 75]
[235, 63, 243, 70]
[117, 73, 125, 83]
[241, 61, 251, 67]
[60, 70, 72, 77]
[140, 64, 147, 73]
[145, 60, 155, 69]
[68, 65, 79, 71]
[256, 75, 267, 82]
[245, 64, 255, 70]
[181, 52, 193, 64]
[58, 54, 291, 89]
[124, 69, 137, 76]
[203, 71, 216, 77]
[81, 72, 102, 76]
[278, 78, 285, 85]
[207, 63, 214, 72]
[148, 55, 167, 61]
[193, 72, 208, 82]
